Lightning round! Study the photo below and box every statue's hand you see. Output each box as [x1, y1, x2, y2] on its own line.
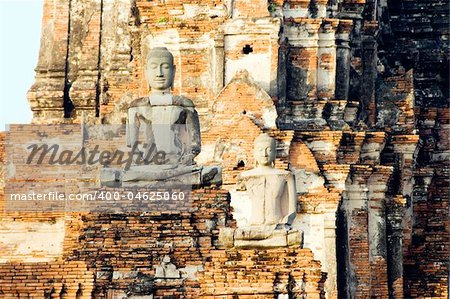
[179, 153, 194, 165]
[236, 180, 247, 191]
[133, 151, 145, 165]
[191, 146, 200, 157]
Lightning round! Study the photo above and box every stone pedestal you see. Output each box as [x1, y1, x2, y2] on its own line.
[219, 226, 303, 248]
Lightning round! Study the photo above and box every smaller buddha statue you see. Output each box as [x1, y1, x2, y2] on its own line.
[219, 133, 302, 248]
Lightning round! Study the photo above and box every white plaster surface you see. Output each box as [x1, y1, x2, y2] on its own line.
[262, 107, 278, 129]
[292, 168, 325, 194]
[282, 7, 308, 18]
[306, 140, 335, 154]
[195, 144, 215, 165]
[182, 4, 227, 19]
[224, 35, 272, 93]
[110, 290, 153, 299]
[0, 218, 65, 263]
[292, 214, 325, 263]
[180, 265, 204, 280]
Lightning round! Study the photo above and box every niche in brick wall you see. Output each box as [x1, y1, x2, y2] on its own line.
[243, 44, 253, 54]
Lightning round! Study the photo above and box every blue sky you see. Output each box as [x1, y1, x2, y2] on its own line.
[0, 0, 43, 130]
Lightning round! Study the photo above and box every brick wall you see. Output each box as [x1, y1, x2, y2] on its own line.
[200, 246, 326, 298]
[379, 0, 449, 297]
[1, 0, 447, 297]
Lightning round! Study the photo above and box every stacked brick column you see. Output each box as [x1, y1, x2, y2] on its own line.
[65, 0, 103, 120]
[341, 165, 372, 298]
[386, 195, 407, 299]
[367, 166, 392, 298]
[360, 21, 378, 126]
[389, 135, 419, 296]
[317, 19, 338, 100]
[335, 20, 353, 100]
[285, 19, 321, 101]
[98, 0, 137, 119]
[284, 19, 325, 129]
[27, 0, 70, 122]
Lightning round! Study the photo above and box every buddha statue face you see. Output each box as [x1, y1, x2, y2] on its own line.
[254, 134, 276, 167]
[146, 47, 175, 92]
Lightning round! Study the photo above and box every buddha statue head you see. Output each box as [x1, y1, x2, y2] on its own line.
[254, 133, 276, 168]
[146, 47, 175, 93]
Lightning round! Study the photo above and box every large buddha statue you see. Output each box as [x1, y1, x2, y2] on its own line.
[126, 47, 200, 165]
[101, 47, 220, 187]
[220, 134, 301, 248]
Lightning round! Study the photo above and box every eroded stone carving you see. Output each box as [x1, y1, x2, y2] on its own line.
[155, 255, 180, 279]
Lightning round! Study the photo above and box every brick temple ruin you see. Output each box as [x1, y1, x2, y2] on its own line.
[0, 0, 448, 298]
